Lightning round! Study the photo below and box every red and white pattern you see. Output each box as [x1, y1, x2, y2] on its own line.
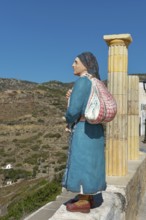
[85, 78, 117, 124]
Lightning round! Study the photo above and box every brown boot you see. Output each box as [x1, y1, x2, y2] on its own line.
[66, 199, 90, 213]
[78, 194, 94, 208]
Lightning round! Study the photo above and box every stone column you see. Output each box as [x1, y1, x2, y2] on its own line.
[103, 34, 132, 176]
[128, 75, 139, 160]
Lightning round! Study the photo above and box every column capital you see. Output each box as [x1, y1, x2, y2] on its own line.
[103, 34, 132, 47]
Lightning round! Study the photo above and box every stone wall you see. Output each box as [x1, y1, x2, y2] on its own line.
[107, 152, 146, 220]
[125, 153, 146, 219]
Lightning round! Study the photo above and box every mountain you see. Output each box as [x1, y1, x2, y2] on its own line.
[0, 78, 74, 215]
[0, 78, 38, 91]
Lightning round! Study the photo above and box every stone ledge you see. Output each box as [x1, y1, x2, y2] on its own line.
[49, 191, 125, 220]
[49, 152, 146, 220]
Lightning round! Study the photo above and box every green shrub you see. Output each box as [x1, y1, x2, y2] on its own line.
[62, 146, 68, 150]
[0, 148, 5, 156]
[31, 145, 40, 151]
[55, 152, 67, 163]
[13, 134, 42, 145]
[16, 132, 21, 136]
[55, 164, 66, 172]
[5, 158, 16, 163]
[24, 154, 40, 165]
[0, 180, 61, 220]
[15, 163, 22, 167]
[37, 85, 49, 91]
[12, 139, 18, 142]
[3, 169, 32, 182]
[42, 170, 46, 173]
[37, 119, 44, 123]
[41, 144, 50, 149]
[44, 133, 61, 139]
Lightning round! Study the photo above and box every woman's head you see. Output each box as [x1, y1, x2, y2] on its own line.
[72, 52, 100, 79]
[72, 57, 87, 76]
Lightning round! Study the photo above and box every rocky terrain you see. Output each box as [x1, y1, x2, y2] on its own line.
[0, 78, 74, 212]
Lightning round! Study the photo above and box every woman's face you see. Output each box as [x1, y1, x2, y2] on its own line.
[72, 57, 87, 76]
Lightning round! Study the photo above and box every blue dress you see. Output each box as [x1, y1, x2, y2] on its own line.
[62, 76, 106, 194]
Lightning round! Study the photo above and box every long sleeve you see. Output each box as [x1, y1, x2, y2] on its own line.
[65, 77, 91, 124]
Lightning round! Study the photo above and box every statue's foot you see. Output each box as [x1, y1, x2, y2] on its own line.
[66, 199, 90, 213]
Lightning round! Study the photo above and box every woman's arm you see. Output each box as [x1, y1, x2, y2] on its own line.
[65, 77, 91, 124]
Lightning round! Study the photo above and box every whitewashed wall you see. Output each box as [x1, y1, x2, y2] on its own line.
[139, 82, 146, 135]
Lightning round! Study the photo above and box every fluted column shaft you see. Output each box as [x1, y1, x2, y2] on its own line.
[103, 34, 132, 176]
[128, 75, 139, 160]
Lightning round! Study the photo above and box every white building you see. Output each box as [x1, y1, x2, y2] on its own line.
[6, 180, 12, 185]
[139, 81, 146, 136]
[5, 164, 13, 169]
[132, 74, 146, 136]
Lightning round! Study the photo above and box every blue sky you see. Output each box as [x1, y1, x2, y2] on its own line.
[0, 0, 146, 83]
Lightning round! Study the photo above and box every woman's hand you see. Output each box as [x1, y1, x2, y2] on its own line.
[66, 89, 72, 99]
[65, 124, 71, 133]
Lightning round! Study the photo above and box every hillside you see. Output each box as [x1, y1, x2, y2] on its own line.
[0, 78, 74, 216]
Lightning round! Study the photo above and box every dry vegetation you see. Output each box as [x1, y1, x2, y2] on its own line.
[0, 78, 73, 217]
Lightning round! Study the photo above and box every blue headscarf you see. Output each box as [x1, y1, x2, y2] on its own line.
[77, 52, 100, 80]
